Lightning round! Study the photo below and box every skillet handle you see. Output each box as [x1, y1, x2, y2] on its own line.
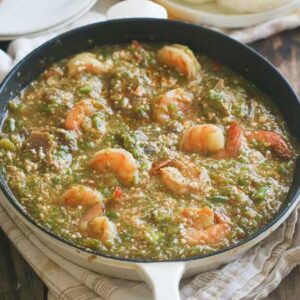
[137, 262, 185, 300]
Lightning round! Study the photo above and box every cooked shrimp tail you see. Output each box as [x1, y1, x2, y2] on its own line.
[215, 121, 242, 159]
[247, 130, 294, 159]
[149, 158, 184, 175]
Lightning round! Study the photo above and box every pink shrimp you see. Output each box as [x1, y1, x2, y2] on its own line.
[180, 121, 242, 159]
[180, 124, 225, 154]
[158, 44, 201, 80]
[68, 52, 111, 77]
[65, 99, 95, 131]
[181, 206, 231, 246]
[153, 88, 192, 124]
[88, 216, 117, 245]
[79, 203, 104, 232]
[186, 223, 231, 246]
[89, 148, 138, 186]
[60, 185, 103, 207]
[246, 130, 294, 159]
[60, 185, 117, 245]
[150, 159, 209, 195]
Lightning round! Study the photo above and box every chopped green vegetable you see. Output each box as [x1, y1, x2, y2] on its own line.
[135, 104, 150, 118]
[146, 230, 164, 244]
[152, 211, 172, 224]
[253, 187, 269, 203]
[239, 217, 249, 227]
[8, 99, 25, 112]
[52, 145, 72, 166]
[167, 224, 180, 235]
[81, 238, 99, 249]
[117, 131, 147, 158]
[237, 176, 248, 186]
[0, 138, 16, 151]
[278, 165, 289, 175]
[79, 85, 93, 94]
[92, 114, 105, 131]
[7, 118, 16, 132]
[84, 141, 95, 149]
[168, 103, 177, 113]
[140, 160, 151, 171]
[211, 195, 229, 203]
[52, 175, 61, 184]
[40, 104, 54, 114]
[106, 210, 118, 220]
[121, 232, 132, 241]
[208, 89, 225, 102]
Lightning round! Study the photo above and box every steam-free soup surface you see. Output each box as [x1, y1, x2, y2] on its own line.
[0, 42, 298, 260]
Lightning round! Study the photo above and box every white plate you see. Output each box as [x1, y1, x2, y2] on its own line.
[0, 0, 95, 36]
[0, 0, 97, 41]
[156, 0, 300, 28]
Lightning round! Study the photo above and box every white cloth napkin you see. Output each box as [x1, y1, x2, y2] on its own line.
[1, 1, 300, 300]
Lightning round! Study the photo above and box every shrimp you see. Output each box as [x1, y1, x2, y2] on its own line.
[180, 124, 225, 154]
[246, 130, 294, 159]
[65, 99, 95, 131]
[88, 216, 117, 245]
[185, 223, 231, 246]
[65, 99, 110, 132]
[68, 52, 110, 77]
[60, 185, 117, 245]
[153, 88, 192, 124]
[60, 185, 103, 207]
[215, 121, 242, 159]
[181, 207, 231, 246]
[158, 44, 201, 80]
[79, 203, 104, 232]
[89, 148, 138, 186]
[150, 159, 209, 195]
[161, 166, 209, 195]
[80, 208, 117, 245]
[180, 121, 242, 158]
[181, 206, 215, 229]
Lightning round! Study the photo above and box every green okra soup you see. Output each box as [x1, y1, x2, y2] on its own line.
[0, 41, 299, 260]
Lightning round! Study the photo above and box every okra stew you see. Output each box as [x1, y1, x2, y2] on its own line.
[0, 41, 299, 261]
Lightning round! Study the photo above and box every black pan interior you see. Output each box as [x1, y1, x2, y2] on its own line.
[0, 19, 299, 262]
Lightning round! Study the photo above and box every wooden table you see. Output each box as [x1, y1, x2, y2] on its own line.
[1, 27, 300, 300]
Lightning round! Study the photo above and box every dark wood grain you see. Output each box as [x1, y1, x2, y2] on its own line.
[251, 27, 300, 94]
[0, 230, 47, 300]
[1, 27, 300, 300]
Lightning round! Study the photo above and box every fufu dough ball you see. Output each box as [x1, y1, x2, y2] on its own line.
[217, 0, 293, 13]
[181, 0, 215, 3]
